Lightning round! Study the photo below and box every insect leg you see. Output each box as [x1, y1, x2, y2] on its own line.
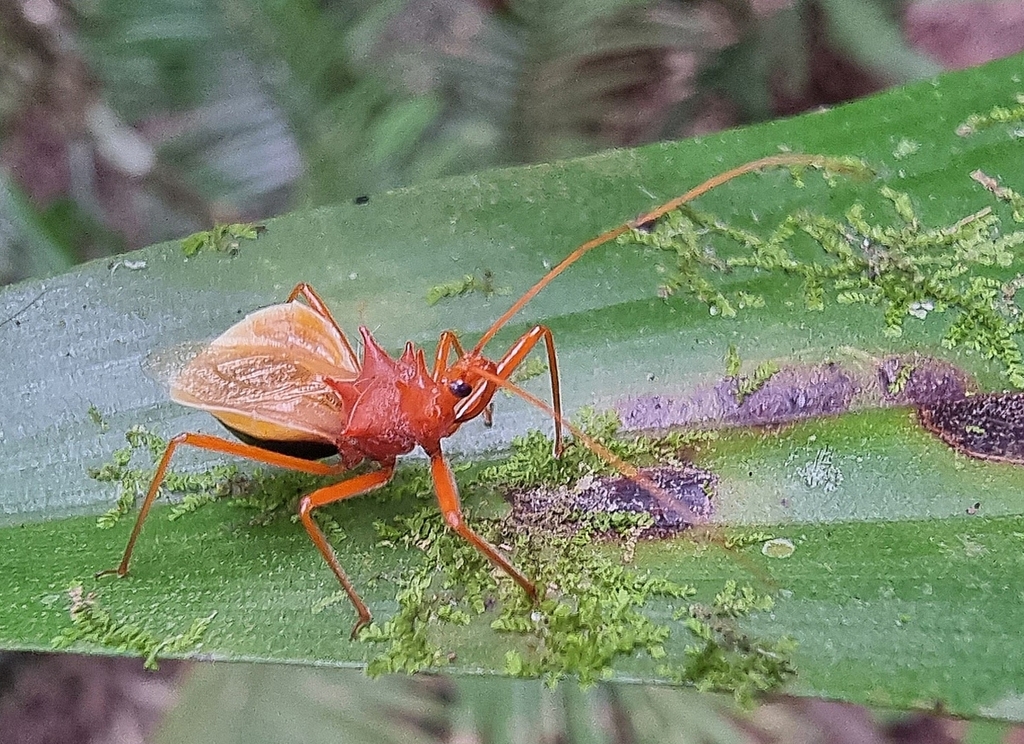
[432, 330, 465, 376]
[97, 433, 346, 579]
[298, 465, 396, 638]
[286, 282, 358, 362]
[456, 325, 562, 454]
[428, 451, 537, 602]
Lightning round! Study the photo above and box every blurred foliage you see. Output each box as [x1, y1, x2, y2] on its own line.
[154, 667, 754, 744]
[0, 0, 941, 285]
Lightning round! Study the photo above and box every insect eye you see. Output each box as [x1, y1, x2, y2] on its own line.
[449, 380, 473, 398]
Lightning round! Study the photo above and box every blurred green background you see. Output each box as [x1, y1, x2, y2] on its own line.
[0, 0, 955, 285]
[2, 0, 1023, 742]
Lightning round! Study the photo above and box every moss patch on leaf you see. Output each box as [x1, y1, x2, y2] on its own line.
[85, 414, 791, 698]
[665, 580, 796, 707]
[477, 407, 715, 491]
[181, 222, 265, 257]
[426, 269, 508, 306]
[364, 496, 792, 697]
[622, 169, 1024, 386]
[364, 415, 793, 699]
[53, 586, 215, 670]
[88, 426, 240, 527]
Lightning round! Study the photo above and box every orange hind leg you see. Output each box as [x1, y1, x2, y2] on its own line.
[97, 432, 348, 579]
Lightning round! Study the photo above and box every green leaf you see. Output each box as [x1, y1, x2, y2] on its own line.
[6, 53, 1024, 717]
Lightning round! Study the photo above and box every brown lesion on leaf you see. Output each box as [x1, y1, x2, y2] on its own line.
[617, 352, 973, 433]
[876, 355, 974, 407]
[507, 464, 716, 539]
[616, 349, 1024, 466]
[918, 393, 1024, 465]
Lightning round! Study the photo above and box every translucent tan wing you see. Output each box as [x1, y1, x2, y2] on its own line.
[164, 303, 360, 444]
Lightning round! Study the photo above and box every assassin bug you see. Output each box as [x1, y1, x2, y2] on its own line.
[98, 154, 840, 638]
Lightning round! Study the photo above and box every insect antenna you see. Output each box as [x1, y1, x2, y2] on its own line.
[472, 153, 863, 355]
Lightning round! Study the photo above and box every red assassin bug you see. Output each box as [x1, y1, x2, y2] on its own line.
[98, 154, 836, 638]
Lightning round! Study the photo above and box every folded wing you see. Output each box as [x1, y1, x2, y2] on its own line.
[168, 302, 360, 445]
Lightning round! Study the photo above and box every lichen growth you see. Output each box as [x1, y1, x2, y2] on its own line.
[53, 586, 215, 670]
[181, 223, 265, 257]
[621, 171, 1024, 387]
[891, 138, 920, 160]
[761, 538, 795, 559]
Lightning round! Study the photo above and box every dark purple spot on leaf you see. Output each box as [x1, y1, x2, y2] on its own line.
[509, 465, 714, 538]
[919, 393, 1024, 465]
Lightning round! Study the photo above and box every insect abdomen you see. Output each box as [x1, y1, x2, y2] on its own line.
[219, 421, 339, 460]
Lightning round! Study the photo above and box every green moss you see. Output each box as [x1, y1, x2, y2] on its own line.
[654, 580, 795, 707]
[365, 488, 793, 697]
[181, 223, 265, 257]
[364, 418, 794, 699]
[724, 347, 780, 404]
[477, 407, 714, 491]
[886, 361, 916, 395]
[362, 572, 447, 675]
[724, 345, 742, 378]
[53, 586, 215, 670]
[492, 528, 693, 687]
[87, 412, 787, 697]
[426, 269, 508, 306]
[735, 291, 765, 310]
[735, 361, 780, 405]
[86, 413, 791, 698]
[87, 404, 108, 432]
[89, 426, 240, 527]
[622, 166, 1024, 387]
[722, 530, 777, 550]
[957, 97, 1024, 136]
[508, 357, 549, 385]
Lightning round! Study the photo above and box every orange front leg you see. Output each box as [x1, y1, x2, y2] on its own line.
[429, 451, 537, 602]
[455, 324, 563, 454]
[435, 330, 494, 425]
